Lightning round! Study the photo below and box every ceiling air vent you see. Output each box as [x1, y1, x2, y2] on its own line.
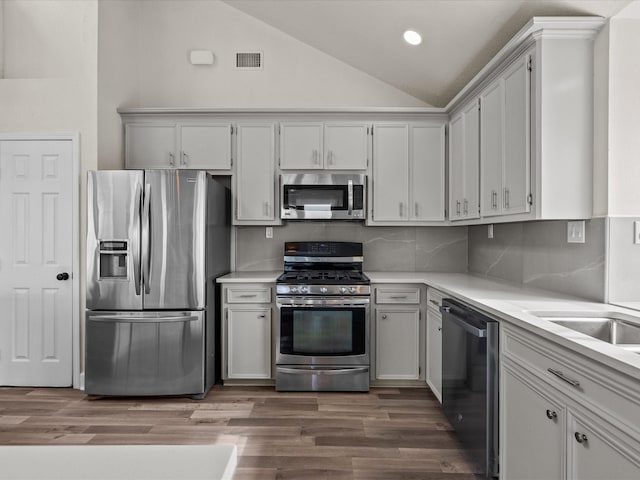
[235, 52, 263, 70]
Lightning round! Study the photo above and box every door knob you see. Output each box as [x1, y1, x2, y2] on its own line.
[56, 272, 70, 281]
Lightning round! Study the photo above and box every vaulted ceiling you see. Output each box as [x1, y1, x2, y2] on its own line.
[224, 0, 632, 107]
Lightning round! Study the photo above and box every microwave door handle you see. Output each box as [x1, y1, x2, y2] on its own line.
[348, 180, 354, 215]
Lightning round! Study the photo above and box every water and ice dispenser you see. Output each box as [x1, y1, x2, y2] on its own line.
[99, 241, 128, 278]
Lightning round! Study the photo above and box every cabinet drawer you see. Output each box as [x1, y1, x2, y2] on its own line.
[426, 288, 445, 313]
[225, 285, 271, 304]
[502, 325, 640, 434]
[375, 286, 420, 304]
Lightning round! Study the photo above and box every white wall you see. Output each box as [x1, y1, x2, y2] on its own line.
[98, 0, 139, 170]
[133, 1, 429, 108]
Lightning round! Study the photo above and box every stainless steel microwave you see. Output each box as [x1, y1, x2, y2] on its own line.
[280, 173, 366, 220]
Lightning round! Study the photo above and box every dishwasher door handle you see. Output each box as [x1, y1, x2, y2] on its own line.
[442, 309, 488, 338]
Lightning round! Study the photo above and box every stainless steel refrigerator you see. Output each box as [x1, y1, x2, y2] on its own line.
[85, 170, 230, 399]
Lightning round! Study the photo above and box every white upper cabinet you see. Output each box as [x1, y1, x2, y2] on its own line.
[371, 122, 446, 225]
[480, 54, 531, 217]
[179, 124, 232, 170]
[125, 123, 232, 170]
[234, 123, 278, 225]
[449, 100, 480, 221]
[280, 122, 369, 170]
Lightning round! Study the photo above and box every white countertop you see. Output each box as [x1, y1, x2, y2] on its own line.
[217, 270, 640, 379]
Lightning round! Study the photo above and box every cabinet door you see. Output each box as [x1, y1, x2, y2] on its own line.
[324, 123, 369, 170]
[279, 123, 323, 169]
[426, 309, 442, 402]
[448, 112, 464, 221]
[375, 308, 419, 380]
[227, 307, 271, 379]
[480, 80, 504, 217]
[568, 413, 640, 480]
[125, 124, 177, 169]
[462, 100, 480, 219]
[235, 123, 276, 223]
[501, 367, 564, 480]
[372, 124, 409, 221]
[179, 124, 232, 170]
[410, 123, 445, 221]
[503, 55, 531, 215]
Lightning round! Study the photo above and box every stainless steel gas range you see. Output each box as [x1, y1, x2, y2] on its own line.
[275, 241, 370, 392]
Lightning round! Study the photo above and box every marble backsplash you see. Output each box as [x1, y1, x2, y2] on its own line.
[468, 218, 607, 301]
[234, 222, 468, 273]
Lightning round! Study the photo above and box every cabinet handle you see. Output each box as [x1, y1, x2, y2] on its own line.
[504, 187, 510, 209]
[414, 202, 419, 217]
[399, 202, 404, 217]
[257, 314, 266, 319]
[169, 152, 175, 167]
[437, 326, 442, 331]
[547, 368, 580, 387]
[456, 200, 461, 216]
[429, 299, 440, 307]
[381, 314, 388, 319]
[463, 199, 469, 215]
[492, 190, 497, 209]
[574, 432, 588, 444]
[327, 150, 333, 165]
[181, 151, 189, 167]
[313, 149, 319, 165]
[238, 294, 257, 298]
[545, 409, 557, 420]
[263, 202, 270, 216]
[390, 295, 408, 299]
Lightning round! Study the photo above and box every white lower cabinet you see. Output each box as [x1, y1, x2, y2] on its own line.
[501, 324, 640, 480]
[373, 285, 423, 381]
[426, 288, 444, 402]
[223, 284, 273, 380]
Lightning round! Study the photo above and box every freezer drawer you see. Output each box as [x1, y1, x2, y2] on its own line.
[85, 311, 205, 397]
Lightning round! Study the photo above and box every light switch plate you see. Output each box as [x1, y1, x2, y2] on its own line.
[265, 227, 273, 239]
[567, 221, 586, 243]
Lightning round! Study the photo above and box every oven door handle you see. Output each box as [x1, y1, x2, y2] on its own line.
[347, 180, 354, 215]
[278, 367, 369, 376]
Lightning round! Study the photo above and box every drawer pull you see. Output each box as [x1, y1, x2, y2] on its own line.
[382, 314, 388, 320]
[429, 299, 440, 306]
[238, 294, 258, 298]
[545, 409, 557, 420]
[574, 432, 588, 444]
[390, 295, 408, 299]
[257, 314, 266, 319]
[547, 368, 580, 387]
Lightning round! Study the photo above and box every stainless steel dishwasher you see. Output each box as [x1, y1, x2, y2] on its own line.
[440, 298, 499, 478]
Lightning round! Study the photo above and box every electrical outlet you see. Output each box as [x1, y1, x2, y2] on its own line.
[567, 221, 586, 244]
[265, 227, 273, 239]
[634, 221, 640, 245]
[488, 224, 494, 239]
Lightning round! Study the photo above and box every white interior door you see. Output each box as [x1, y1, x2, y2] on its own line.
[0, 140, 74, 386]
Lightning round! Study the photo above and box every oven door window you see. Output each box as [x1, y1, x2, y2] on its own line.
[280, 307, 366, 356]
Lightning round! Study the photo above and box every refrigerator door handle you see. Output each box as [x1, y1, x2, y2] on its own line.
[142, 182, 152, 294]
[132, 182, 142, 295]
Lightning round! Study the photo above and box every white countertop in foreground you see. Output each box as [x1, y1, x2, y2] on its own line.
[217, 270, 640, 379]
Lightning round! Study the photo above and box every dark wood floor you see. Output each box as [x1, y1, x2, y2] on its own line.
[0, 385, 479, 479]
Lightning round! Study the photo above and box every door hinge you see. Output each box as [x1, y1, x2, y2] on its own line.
[527, 57, 533, 72]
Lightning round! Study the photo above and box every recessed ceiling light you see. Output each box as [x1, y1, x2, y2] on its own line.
[403, 30, 422, 46]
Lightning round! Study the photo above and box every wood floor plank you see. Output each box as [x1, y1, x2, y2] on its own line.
[0, 386, 479, 479]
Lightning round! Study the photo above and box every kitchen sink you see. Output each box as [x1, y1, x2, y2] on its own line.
[530, 311, 640, 352]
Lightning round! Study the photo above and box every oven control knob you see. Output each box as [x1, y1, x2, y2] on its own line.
[291, 287, 298, 293]
[349, 287, 357, 294]
[300, 286, 308, 293]
[340, 287, 348, 294]
[320, 287, 328, 294]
